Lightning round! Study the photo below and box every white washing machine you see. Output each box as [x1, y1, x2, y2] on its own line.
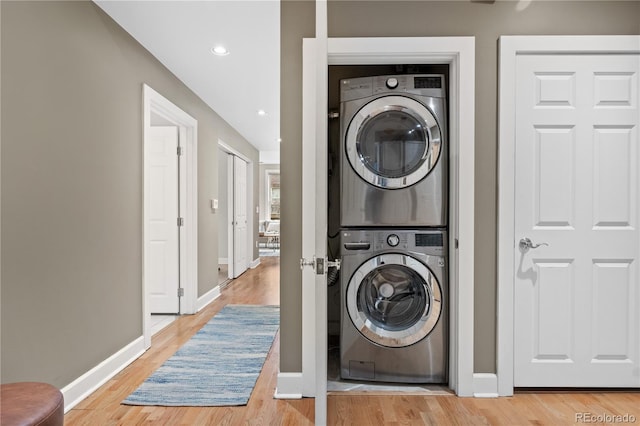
[340, 228, 448, 383]
[340, 74, 447, 227]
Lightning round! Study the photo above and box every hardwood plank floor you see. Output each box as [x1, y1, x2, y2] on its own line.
[65, 257, 640, 425]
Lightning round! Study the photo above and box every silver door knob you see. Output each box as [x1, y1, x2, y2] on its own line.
[519, 238, 549, 252]
[300, 256, 316, 270]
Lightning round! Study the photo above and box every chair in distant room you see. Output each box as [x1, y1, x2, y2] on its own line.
[259, 220, 280, 251]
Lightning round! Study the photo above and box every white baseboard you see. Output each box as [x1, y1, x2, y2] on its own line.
[196, 285, 221, 312]
[274, 372, 303, 399]
[61, 336, 146, 412]
[218, 257, 228, 265]
[473, 373, 499, 398]
[250, 258, 260, 269]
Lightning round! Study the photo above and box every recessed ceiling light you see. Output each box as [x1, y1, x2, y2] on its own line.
[257, 110, 267, 116]
[211, 45, 229, 56]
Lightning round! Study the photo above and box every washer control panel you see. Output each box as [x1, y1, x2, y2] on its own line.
[387, 234, 400, 247]
[341, 229, 446, 256]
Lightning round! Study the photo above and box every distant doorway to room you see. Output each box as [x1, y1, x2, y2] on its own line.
[259, 166, 280, 257]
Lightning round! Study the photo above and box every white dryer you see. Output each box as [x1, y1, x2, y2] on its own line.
[340, 228, 448, 383]
[340, 74, 447, 227]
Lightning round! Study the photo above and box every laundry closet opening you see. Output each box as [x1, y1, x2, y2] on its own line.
[326, 64, 453, 393]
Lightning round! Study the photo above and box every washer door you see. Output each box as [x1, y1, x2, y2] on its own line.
[346, 253, 442, 348]
[345, 95, 442, 189]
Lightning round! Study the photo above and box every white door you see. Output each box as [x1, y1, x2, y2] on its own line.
[233, 156, 248, 278]
[514, 53, 640, 387]
[148, 126, 181, 314]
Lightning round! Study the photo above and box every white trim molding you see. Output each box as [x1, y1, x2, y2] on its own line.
[250, 258, 260, 269]
[196, 285, 221, 312]
[473, 373, 499, 398]
[300, 36, 476, 399]
[497, 35, 640, 397]
[61, 336, 145, 412]
[274, 372, 303, 399]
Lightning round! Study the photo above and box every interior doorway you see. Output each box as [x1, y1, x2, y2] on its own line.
[259, 166, 281, 257]
[218, 140, 254, 280]
[217, 148, 232, 287]
[143, 84, 198, 349]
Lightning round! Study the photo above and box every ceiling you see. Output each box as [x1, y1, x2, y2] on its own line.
[94, 0, 280, 164]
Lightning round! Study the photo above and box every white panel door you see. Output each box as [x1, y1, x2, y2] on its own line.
[148, 126, 180, 314]
[514, 53, 640, 387]
[233, 156, 248, 278]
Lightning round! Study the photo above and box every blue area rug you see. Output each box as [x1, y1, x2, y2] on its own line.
[123, 304, 279, 406]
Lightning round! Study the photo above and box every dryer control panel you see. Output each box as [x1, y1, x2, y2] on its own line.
[340, 74, 446, 102]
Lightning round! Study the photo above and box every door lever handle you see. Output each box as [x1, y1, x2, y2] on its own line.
[519, 237, 549, 252]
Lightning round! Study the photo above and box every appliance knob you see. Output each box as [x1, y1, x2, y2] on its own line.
[387, 234, 400, 247]
[386, 77, 398, 89]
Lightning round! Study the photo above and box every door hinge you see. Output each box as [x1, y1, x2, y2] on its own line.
[178, 287, 184, 297]
[178, 217, 184, 227]
[177, 146, 183, 156]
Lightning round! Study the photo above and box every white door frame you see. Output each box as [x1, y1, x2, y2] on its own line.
[225, 152, 234, 279]
[143, 84, 198, 349]
[218, 140, 256, 277]
[497, 35, 640, 396]
[298, 36, 477, 405]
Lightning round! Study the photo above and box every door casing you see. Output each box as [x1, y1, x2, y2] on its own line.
[218, 139, 255, 279]
[497, 35, 640, 396]
[143, 84, 198, 349]
[294, 36, 477, 413]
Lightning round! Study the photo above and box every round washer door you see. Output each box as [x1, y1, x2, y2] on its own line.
[345, 95, 442, 189]
[346, 253, 442, 348]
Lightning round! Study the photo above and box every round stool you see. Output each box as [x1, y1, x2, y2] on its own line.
[0, 382, 64, 426]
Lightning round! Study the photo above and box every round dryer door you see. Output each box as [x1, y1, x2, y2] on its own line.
[345, 95, 442, 189]
[346, 253, 442, 348]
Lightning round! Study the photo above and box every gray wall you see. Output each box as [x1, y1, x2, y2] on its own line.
[280, 0, 640, 374]
[280, 0, 315, 373]
[1, 0, 258, 387]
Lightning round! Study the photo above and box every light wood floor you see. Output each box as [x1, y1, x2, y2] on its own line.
[65, 257, 640, 425]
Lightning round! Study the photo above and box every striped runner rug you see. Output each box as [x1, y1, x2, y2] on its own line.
[123, 304, 279, 406]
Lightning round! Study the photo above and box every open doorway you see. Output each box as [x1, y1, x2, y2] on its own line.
[143, 85, 198, 349]
[259, 165, 280, 257]
[217, 148, 232, 287]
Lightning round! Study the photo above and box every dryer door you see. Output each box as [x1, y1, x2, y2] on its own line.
[345, 95, 442, 189]
[346, 253, 442, 348]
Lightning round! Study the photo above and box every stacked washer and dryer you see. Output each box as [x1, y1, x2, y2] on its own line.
[338, 74, 448, 384]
